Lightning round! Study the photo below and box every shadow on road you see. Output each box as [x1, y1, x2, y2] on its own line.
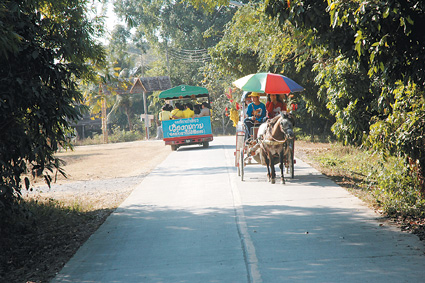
[54, 201, 425, 282]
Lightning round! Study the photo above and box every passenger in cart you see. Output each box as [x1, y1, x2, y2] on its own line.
[243, 92, 266, 142]
[266, 94, 286, 119]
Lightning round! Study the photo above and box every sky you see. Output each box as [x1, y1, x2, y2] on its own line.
[92, 1, 125, 43]
[104, 2, 123, 32]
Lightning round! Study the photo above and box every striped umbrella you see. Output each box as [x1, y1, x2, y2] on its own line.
[232, 72, 304, 94]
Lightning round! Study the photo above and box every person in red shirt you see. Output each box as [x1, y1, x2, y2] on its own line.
[266, 94, 287, 119]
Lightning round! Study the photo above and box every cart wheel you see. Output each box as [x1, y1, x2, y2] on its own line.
[203, 142, 209, 148]
[171, 145, 178, 151]
[237, 151, 241, 176]
[288, 147, 294, 179]
[240, 149, 244, 181]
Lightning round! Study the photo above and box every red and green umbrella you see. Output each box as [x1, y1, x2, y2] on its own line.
[232, 72, 304, 94]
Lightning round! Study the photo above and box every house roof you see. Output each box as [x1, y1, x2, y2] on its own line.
[130, 76, 172, 93]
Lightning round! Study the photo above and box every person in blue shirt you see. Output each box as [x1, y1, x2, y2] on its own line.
[243, 92, 267, 142]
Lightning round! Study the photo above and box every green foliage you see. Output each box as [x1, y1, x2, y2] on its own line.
[208, 4, 262, 76]
[314, 55, 380, 145]
[206, 2, 332, 135]
[108, 128, 144, 143]
[76, 127, 144, 145]
[314, 143, 375, 181]
[185, 0, 231, 12]
[367, 81, 425, 192]
[114, 0, 236, 85]
[0, 0, 105, 215]
[371, 159, 425, 217]
[265, 0, 425, 192]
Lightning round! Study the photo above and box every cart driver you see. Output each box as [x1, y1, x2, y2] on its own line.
[243, 92, 266, 143]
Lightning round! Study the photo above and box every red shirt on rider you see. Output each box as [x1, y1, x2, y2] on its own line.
[266, 94, 287, 119]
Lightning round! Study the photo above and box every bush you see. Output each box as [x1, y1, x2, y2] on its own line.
[108, 129, 144, 143]
[309, 142, 425, 218]
[74, 128, 144, 146]
[371, 159, 425, 218]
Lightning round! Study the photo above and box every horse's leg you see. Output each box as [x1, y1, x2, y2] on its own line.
[285, 146, 290, 174]
[262, 150, 272, 182]
[270, 153, 276, 184]
[266, 160, 271, 182]
[279, 151, 285, 184]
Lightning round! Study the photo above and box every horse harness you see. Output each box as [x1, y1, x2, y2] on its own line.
[258, 116, 289, 154]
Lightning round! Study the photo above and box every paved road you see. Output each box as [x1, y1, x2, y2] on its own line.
[52, 136, 425, 283]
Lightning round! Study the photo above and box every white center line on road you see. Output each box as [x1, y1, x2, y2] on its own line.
[222, 142, 263, 283]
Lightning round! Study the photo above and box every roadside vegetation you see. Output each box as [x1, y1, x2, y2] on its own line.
[74, 127, 145, 146]
[312, 145, 424, 219]
[1, 198, 110, 282]
[1, 0, 425, 282]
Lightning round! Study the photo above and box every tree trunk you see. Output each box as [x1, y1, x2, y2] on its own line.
[125, 107, 133, 131]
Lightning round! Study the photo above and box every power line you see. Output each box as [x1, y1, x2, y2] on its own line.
[168, 48, 211, 63]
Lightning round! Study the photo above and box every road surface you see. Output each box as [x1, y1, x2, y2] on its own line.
[52, 136, 425, 282]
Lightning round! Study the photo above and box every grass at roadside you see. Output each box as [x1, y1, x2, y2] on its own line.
[1, 139, 167, 283]
[0, 196, 116, 283]
[74, 128, 145, 146]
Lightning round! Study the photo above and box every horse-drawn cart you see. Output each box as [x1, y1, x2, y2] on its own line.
[235, 110, 295, 183]
[232, 72, 303, 183]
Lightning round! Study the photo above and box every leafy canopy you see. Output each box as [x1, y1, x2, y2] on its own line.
[0, 0, 105, 214]
[265, 0, 425, 192]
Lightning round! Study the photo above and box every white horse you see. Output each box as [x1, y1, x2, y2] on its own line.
[257, 112, 295, 184]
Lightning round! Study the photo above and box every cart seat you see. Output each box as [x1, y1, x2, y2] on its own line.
[251, 126, 260, 140]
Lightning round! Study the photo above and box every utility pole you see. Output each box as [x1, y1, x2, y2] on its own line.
[100, 83, 108, 143]
[165, 41, 170, 76]
[143, 90, 150, 140]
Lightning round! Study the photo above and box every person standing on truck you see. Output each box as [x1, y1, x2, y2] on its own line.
[171, 103, 185, 119]
[159, 104, 172, 121]
[156, 104, 172, 139]
[183, 103, 195, 118]
[193, 102, 210, 117]
[193, 104, 201, 115]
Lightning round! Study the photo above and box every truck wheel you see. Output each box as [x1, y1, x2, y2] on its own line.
[202, 142, 209, 148]
[171, 145, 178, 151]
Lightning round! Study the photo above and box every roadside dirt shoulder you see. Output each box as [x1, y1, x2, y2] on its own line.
[3, 140, 171, 283]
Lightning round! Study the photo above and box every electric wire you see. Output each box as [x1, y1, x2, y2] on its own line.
[168, 47, 211, 63]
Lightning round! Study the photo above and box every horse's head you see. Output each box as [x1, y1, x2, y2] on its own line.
[279, 112, 295, 140]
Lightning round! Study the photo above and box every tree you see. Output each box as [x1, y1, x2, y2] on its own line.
[113, 0, 236, 85]
[202, 2, 332, 135]
[264, 0, 425, 193]
[0, 0, 105, 215]
[313, 55, 380, 145]
[112, 0, 243, 134]
[265, 0, 425, 86]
